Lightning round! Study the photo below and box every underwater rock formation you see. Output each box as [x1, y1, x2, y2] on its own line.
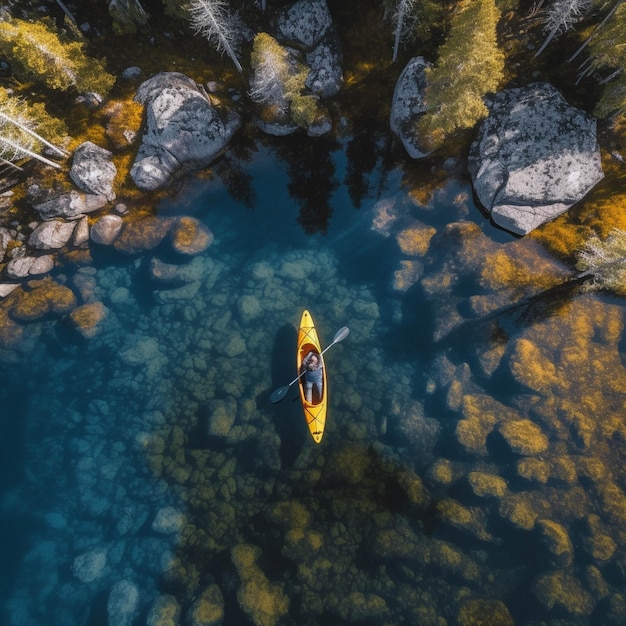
[468, 83, 604, 235]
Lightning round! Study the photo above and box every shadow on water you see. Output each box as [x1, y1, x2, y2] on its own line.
[268, 324, 309, 467]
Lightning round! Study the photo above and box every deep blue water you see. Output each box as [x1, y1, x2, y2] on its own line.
[1, 137, 625, 625]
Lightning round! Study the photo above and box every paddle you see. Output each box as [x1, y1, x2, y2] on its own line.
[270, 326, 350, 404]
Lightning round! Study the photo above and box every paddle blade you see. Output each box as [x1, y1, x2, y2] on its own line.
[333, 326, 349, 343]
[270, 385, 290, 403]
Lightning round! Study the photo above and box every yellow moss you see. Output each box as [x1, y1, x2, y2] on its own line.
[499, 495, 538, 530]
[428, 459, 456, 486]
[456, 598, 514, 626]
[393, 259, 424, 291]
[396, 224, 437, 256]
[516, 458, 550, 484]
[537, 519, 574, 566]
[468, 471, 508, 498]
[437, 498, 473, 525]
[508, 338, 558, 392]
[69, 302, 106, 331]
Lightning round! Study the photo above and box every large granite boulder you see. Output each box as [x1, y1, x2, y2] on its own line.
[468, 83, 604, 235]
[390, 56, 432, 159]
[130, 72, 242, 191]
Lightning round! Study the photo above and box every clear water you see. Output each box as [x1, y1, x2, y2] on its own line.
[1, 137, 625, 625]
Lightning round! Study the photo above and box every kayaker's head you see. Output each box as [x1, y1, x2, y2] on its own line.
[307, 354, 319, 370]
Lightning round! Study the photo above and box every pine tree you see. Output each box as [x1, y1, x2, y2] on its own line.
[249, 33, 319, 128]
[249, 33, 291, 108]
[188, 0, 244, 73]
[417, 0, 504, 150]
[0, 18, 115, 95]
[534, 0, 593, 57]
[586, 0, 626, 118]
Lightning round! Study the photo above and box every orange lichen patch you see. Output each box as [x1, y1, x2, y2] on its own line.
[517, 457, 550, 484]
[113, 212, 174, 254]
[393, 260, 423, 292]
[9, 278, 77, 322]
[498, 419, 549, 455]
[69, 301, 107, 338]
[396, 223, 437, 256]
[169, 217, 214, 255]
[102, 98, 145, 151]
[507, 338, 559, 393]
[480, 244, 565, 294]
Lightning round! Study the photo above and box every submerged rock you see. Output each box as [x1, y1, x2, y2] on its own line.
[469, 83, 604, 235]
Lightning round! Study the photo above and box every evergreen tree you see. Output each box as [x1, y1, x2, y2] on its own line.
[586, 0, 626, 118]
[188, 0, 244, 73]
[249, 33, 319, 128]
[0, 18, 115, 95]
[417, 0, 504, 150]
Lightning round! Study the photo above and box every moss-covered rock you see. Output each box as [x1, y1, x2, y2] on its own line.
[186, 584, 224, 626]
[455, 598, 514, 626]
[497, 419, 549, 455]
[68, 301, 108, 338]
[531, 570, 594, 616]
[467, 471, 508, 498]
[536, 519, 574, 567]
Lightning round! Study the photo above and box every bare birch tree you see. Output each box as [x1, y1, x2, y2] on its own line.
[534, 0, 593, 57]
[391, 0, 418, 62]
[188, 0, 244, 73]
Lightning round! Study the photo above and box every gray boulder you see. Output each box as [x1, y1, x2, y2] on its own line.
[33, 191, 108, 221]
[70, 141, 117, 202]
[273, 0, 343, 98]
[390, 56, 432, 159]
[29, 220, 77, 250]
[130, 72, 242, 191]
[107, 580, 140, 626]
[90, 214, 124, 245]
[468, 83, 604, 235]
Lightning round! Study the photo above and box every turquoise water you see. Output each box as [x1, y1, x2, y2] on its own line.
[1, 137, 625, 625]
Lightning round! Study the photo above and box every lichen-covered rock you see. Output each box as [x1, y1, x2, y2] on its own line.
[274, 0, 333, 49]
[72, 547, 108, 583]
[10, 280, 77, 322]
[168, 216, 213, 256]
[390, 57, 432, 158]
[68, 301, 108, 339]
[146, 595, 180, 626]
[207, 398, 237, 438]
[113, 214, 174, 254]
[456, 598, 514, 626]
[536, 519, 574, 567]
[507, 338, 558, 393]
[152, 506, 184, 535]
[70, 141, 117, 201]
[531, 570, 594, 616]
[468, 83, 604, 235]
[186, 584, 224, 626]
[28, 220, 77, 250]
[497, 419, 549, 455]
[148, 255, 206, 286]
[107, 580, 140, 626]
[468, 471, 508, 498]
[130, 72, 241, 190]
[231, 543, 289, 626]
[32, 190, 108, 221]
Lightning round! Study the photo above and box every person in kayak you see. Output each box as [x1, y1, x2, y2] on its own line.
[301, 351, 323, 404]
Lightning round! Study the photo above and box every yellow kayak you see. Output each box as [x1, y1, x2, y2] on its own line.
[297, 310, 328, 444]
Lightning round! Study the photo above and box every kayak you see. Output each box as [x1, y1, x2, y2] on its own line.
[297, 310, 327, 444]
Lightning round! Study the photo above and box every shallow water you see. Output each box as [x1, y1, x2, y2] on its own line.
[1, 137, 625, 625]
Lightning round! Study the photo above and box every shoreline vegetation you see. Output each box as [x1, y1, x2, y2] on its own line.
[0, 0, 624, 335]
